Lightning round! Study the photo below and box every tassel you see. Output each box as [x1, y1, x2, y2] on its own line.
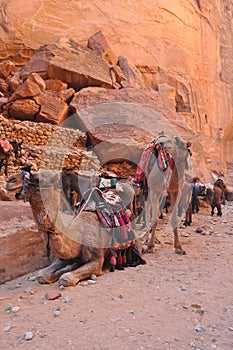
[116, 252, 124, 270]
[110, 255, 116, 272]
[118, 215, 128, 241]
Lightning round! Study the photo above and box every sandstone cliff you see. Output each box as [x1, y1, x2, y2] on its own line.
[0, 0, 232, 183]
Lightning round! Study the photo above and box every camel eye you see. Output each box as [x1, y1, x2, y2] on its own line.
[9, 176, 16, 183]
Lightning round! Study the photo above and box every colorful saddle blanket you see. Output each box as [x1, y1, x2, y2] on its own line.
[135, 142, 173, 183]
[76, 186, 146, 271]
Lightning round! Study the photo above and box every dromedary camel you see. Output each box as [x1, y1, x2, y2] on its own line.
[143, 134, 191, 254]
[6, 169, 144, 287]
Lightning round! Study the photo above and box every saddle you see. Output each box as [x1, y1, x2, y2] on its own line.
[135, 139, 173, 183]
[75, 186, 146, 270]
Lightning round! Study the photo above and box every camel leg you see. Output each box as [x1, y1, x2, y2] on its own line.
[37, 258, 80, 284]
[146, 192, 161, 253]
[147, 222, 158, 253]
[173, 227, 186, 255]
[217, 204, 222, 216]
[58, 257, 104, 287]
[211, 205, 215, 216]
[170, 191, 186, 255]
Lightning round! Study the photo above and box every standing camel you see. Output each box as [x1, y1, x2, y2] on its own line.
[142, 134, 191, 254]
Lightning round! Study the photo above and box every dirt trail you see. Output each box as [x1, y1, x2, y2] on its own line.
[1, 203, 233, 350]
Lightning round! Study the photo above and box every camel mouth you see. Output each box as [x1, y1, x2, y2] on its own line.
[5, 183, 23, 193]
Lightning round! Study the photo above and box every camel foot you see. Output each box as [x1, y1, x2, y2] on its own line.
[146, 244, 156, 254]
[58, 272, 79, 287]
[183, 221, 190, 226]
[175, 248, 186, 255]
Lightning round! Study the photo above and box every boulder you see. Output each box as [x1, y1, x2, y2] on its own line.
[21, 39, 113, 90]
[70, 87, 179, 164]
[117, 56, 145, 88]
[34, 90, 69, 124]
[225, 188, 233, 201]
[9, 72, 46, 102]
[7, 71, 22, 93]
[9, 98, 40, 121]
[0, 61, 15, 80]
[0, 97, 8, 109]
[87, 31, 117, 65]
[0, 78, 9, 93]
[45, 79, 68, 91]
[58, 87, 75, 103]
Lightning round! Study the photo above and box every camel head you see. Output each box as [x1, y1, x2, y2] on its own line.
[6, 171, 24, 195]
[172, 136, 192, 170]
[6, 168, 62, 201]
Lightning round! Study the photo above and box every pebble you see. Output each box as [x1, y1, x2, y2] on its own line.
[195, 325, 204, 332]
[45, 291, 62, 300]
[3, 325, 12, 332]
[27, 275, 36, 281]
[54, 309, 61, 317]
[112, 294, 123, 301]
[227, 326, 233, 331]
[196, 226, 204, 233]
[181, 233, 189, 237]
[91, 274, 97, 281]
[11, 306, 21, 313]
[111, 317, 122, 323]
[5, 304, 12, 313]
[62, 296, 70, 303]
[24, 331, 34, 340]
[87, 279, 96, 285]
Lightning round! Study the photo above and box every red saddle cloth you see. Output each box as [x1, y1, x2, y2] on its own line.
[155, 143, 174, 171]
[135, 142, 174, 183]
[0, 140, 13, 153]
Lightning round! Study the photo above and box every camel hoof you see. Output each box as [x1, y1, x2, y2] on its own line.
[175, 248, 186, 255]
[58, 272, 78, 287]
[146, 245, 156, 254]
[141, 244, 148, 254]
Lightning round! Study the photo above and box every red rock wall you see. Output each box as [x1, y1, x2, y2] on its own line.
[0, 0, 232, 182]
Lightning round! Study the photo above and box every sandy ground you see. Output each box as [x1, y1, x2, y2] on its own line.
[1, 202, 233, 350]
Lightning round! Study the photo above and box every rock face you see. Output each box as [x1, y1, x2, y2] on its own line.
[70, 87, 192, 165]
[0, 202, 48, 284]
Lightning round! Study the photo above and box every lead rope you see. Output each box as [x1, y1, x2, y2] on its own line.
[46, 233, 51, 260]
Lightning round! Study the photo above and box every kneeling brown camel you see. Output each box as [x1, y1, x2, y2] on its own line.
[6, 169, 144, 287]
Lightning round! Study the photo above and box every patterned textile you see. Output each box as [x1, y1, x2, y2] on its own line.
[155, 143, 174, 171]
[135, 144, 155, 183]
[135, 141, 173, 184]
